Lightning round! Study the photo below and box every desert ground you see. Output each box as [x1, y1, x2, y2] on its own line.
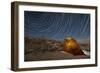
[24, 37, 90, 61]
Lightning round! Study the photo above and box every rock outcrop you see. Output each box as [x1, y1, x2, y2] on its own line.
[63, 37, 85, 56]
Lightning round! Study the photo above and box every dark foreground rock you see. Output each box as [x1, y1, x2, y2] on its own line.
[24, 51, 89, 61]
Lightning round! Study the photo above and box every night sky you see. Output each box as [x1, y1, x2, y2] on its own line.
[24, 11, 90, 41]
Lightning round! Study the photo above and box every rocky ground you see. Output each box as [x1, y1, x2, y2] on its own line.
[24, 37, 90, 61]
[24, 50, 90, 61]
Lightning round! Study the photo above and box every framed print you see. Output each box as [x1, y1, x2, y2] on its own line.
[11, 1, 97, 71]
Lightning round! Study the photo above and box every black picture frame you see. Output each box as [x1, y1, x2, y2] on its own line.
[11, 1, 98, 71]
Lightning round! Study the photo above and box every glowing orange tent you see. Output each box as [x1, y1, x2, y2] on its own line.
[63, 37, 85, 56]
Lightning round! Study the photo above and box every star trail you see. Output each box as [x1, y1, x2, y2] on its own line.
[24, 11, 90, 41]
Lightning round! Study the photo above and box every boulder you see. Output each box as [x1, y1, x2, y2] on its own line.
[63, 37, 85, 56]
